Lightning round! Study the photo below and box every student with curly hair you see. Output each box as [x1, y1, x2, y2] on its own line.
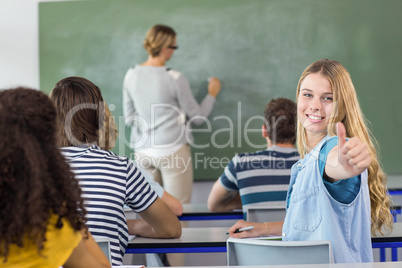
[227, 59, 393, 263]
[0, 88, 110, 268]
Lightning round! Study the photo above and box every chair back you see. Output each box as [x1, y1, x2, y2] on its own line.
[227, 237, 333, 265]
[95, 237, 112, 264]
[246, 205, 286, 222]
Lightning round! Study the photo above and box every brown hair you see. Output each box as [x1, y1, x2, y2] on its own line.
[143, 24, 176, 57]
[296, 59, 393, 235]
[0, 88, 87, 262]
[264, 98, 297, 144]
[50, 76, 105, 148]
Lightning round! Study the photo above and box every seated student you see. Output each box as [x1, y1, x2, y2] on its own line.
[50, 76, 182, 266]
[208, 98, 300, 219]
[227, 59, 393, 263]
[102, 102, 183, 216]
[0, 88, 110, 268]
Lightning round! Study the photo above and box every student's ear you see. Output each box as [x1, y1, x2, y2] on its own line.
[262, 124, 268, 138]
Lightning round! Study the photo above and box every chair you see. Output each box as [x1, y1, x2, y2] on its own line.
[94, 237, 112, 264]
[246, 205, 286, 222]
[227, 237, 333, 265]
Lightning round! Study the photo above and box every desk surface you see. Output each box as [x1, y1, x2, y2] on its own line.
[126, 227, 228, 253]
[125, 203, 243, 221]
[126, 223, 402, 254]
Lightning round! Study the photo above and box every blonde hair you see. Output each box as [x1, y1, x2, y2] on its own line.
[99, 102, 118, 151]
[143, 24, 176, 57]
[296, 59, 392, 235]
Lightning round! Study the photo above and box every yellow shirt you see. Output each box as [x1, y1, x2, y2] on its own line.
[2, 215, 81, 268]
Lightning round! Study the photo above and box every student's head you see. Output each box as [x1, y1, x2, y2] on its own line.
[263, 98, 296, 145]
[143, 24, 177, 57]
[296, 59, 367, 155]
[0, 88, 86, 261]
[50, 76, 106, 148]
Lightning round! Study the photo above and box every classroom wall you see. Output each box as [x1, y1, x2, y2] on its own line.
[1, 0, 402, 184]
[0, 0, 71, 89]
[38, 0, 402, 180]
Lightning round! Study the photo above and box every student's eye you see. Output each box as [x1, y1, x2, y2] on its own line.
[303, 93, 313, 98]
[323, 96, 333, 101]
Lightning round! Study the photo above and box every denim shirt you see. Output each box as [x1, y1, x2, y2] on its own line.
[282, 136, 373, 263]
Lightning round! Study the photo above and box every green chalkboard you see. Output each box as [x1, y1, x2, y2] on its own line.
[39, 0, 402, 179]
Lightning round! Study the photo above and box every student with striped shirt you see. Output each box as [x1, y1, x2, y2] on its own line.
[208, 98, 300, 219]
[50, 77, 182, 266]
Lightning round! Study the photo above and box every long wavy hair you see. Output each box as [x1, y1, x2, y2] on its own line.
[296, 59, 393, 235]
[0, 88, 87, 262]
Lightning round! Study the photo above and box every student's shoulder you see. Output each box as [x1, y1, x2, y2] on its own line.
[231, 150, 262, 164]
[88, 146, 130, 163]
[237, 149, 271, 158]
[237, 148, 299, 160]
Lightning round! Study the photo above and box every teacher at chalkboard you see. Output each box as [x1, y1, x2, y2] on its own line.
[123, 24, 221, 204]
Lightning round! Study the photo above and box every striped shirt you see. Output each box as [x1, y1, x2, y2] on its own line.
[61, 146, 157, 265]
[219, 146, 299, 219]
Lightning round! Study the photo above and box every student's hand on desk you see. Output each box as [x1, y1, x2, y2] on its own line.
[227, 220, 262, 238]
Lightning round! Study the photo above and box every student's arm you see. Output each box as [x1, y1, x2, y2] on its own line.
[134, 162, 183, 216]
[127, 197, 182, 238]
[161, 191, 183, 216]
[227, 220, 283, 238]
[63, 230, 111, 268]
[325, 122, 372, 182]
[170, 70, 219, 125]
[207, 180, 242, 212]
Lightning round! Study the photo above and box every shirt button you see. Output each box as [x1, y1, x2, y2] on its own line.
[297, 163, 302, 167]
[282, 232, 286, 237]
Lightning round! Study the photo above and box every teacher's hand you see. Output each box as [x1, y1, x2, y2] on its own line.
[208, 77, 221, 98]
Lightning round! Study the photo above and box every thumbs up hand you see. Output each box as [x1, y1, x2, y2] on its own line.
[336, 122, 371, 178]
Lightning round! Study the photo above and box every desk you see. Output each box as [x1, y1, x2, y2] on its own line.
[126, 227, 228, 254]
[125, 204, 243, 221]
[114, 263, 402, 268]
[126, 223, 402, 261]
[179, 204, 243, 221]
[372, 222, 402, 262]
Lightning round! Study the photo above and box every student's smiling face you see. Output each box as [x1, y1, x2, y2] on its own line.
[297, 72, 334, 136]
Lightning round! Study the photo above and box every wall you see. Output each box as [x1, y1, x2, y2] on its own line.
[0, 0, 71, 89]
[38, 0, 402, 179]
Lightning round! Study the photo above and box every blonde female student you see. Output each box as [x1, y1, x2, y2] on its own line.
[227, 59, 393, 263]
[0, 88, 110, 268]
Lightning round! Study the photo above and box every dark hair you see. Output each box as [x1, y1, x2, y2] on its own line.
[50, 76, 105, 147]
[0, 88, 87, 262]
[264, 98, 297, 144]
